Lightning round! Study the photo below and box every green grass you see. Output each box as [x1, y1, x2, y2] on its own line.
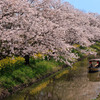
[72, 42, 100, 58]
[71, 48, 84, 57]
[90, 41, 100, 57]
[0, 76, 17, 89]
[59, 56, 66, 61]
[90, 42, 100, 52]
[0, 58, 63, 89]
[79, 46, 87, 50]
[91, 45, 100, 51]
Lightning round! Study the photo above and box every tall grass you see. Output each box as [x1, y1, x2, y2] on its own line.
[0, 57, 63, 89]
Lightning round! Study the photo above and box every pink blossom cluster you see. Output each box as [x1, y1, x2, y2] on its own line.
[0, 0, 100, 64]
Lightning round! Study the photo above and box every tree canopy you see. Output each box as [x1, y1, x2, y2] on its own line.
[0, 0, 100, 64]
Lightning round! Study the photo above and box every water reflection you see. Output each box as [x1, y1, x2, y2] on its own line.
[4, 59, 100, 100]
[88, 72, 100, 82]
[24, 71, 100, 100]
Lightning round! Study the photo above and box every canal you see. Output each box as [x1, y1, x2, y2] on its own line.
[4, 58, 100, 100]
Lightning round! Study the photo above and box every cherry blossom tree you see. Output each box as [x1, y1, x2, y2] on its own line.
[0, 0, 100, 65]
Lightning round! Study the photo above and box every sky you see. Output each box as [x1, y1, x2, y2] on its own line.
[63, 0, 100, 14]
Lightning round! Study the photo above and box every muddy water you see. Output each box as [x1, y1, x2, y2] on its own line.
[4, 59, 100, 100]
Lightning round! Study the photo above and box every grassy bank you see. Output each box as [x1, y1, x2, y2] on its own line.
[72, 41, 100, 59]
[0, 56, 64, 91]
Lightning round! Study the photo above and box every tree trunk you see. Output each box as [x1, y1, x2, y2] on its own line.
[24, 55, 30, 65]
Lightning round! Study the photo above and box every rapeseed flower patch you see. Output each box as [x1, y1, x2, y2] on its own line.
[34, 53, 43, 59]
[0, 57, 25, 70]
[73, 44, 80, 48]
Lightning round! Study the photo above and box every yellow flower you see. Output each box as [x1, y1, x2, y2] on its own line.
[34, 53, 43, 59]
[73, 44, 80, 48]
[0, 57, 25, 70]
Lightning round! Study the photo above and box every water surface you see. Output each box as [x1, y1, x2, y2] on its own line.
[4, 59, 100, 100]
